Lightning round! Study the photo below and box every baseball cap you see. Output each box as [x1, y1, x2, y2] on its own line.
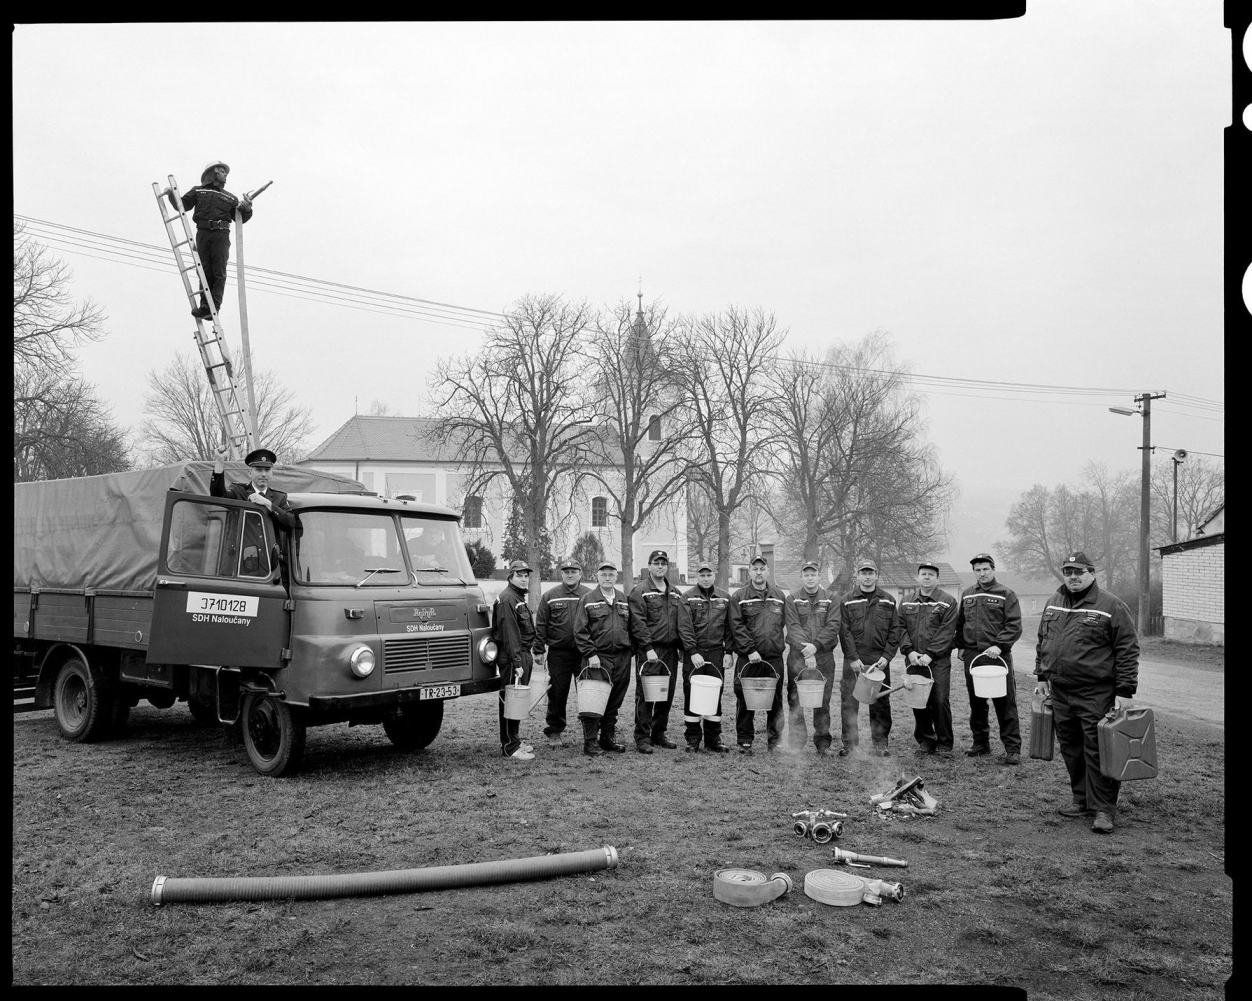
[696, 561, 714, 573]
[917, 561, 940, 573]
[597, 560, 618, 572]
[801, 560, 820, 572]
[856, 559, 878, 572]
[648, 550, 670, 563]
[506, 560, 531, 574]
[969, 553, 996, 568]
[560, 557, 582, 571]
[750, 555, 768, 566]
[1061, 551, 1095, 571]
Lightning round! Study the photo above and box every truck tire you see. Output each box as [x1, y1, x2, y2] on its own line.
[382, 700, 444, 750]
[187, 697, 218, 727]
[241, 693, 306, 776]
[52, 654, 113, 743]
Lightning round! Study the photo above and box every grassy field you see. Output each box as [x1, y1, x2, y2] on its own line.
[11, 660, 1229, 991]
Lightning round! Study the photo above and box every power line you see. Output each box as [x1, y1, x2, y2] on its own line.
[16, 213, 1226, 416]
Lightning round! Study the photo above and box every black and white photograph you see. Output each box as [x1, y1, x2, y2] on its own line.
[13, 9, 1232, 992]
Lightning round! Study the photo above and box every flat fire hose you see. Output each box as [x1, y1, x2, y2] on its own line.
[803, 868, 868, 907]
[712, 868, 793, 907]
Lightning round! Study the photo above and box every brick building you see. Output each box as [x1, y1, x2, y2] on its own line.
[1157, 503, 1224, 645]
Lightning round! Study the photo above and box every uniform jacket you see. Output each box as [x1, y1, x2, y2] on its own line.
[1034, 582, 1139, 696]
[209, 472, 296, 532]
[533, 582, 590, 653]
[838, 587, 901, 664]
[491, 583, 536, 675]
[628, 577, 683, 650]
[898, 588, 960, 662]
[787, 586, 841, 664]
[169, 182, 253, 231]
[678, 584, 732, 653]
[573, 587, 632, 657]
[956, 579, 1022, 655]
[728, 582, 796, 660]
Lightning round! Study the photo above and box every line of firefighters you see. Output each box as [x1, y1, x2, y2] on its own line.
[490, 549, 1024, 764]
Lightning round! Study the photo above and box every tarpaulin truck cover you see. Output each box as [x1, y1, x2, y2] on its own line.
[13, 462, 367, 593]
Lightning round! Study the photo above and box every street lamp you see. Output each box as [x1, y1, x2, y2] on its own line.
[1170, 449, 1187, 543]
[1108, 392, 1166, 634]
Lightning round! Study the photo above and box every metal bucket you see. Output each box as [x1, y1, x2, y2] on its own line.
[969, 655, 1008, 699]
[740, 665, 778, 711]
[688, 674, 722, 716]
[852, 666, 887, 704]
[576, 666, 612, 716]
[639, 664, 670, 703]
[794, 668, 827, 709]
[902, 667, 933, 710]
[502, 683, 549, 721]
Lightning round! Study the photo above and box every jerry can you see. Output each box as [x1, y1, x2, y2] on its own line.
[1028, 691, 1054, 761]
[1097, 705, 1158, 781]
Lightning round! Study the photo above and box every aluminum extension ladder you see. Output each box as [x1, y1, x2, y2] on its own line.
[152, 175, 254, 459]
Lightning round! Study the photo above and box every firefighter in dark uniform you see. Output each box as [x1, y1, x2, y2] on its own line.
[210, 446, 296, 566]
[533, 557, 590, 748]
[572, 561, 632, 756]
[491, 560, 537, 760]
[898, 561, 960, 755]
[956, 552, 1023, 765]
[1035, 552, 1139, 834]
[728, 555, 799, 754]
[676, 561, 733, 753]
[166, 160, 254, 318]
[837, 560, 901, 756]
[628, 549, 684, 754]
[784, 560, 842, 755]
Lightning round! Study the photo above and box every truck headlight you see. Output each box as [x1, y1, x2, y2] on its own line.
[478, 636, 498, 664]
[349, 645, 376, 678]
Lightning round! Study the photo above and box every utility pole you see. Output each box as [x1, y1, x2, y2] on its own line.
[1135, 392, 1166, 634]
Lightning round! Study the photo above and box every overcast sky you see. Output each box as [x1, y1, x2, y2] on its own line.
[12, 10, 1228, 568]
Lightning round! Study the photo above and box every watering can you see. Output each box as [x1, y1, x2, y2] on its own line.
[851, 666, 906, 705]
[501, 666, 551, 720]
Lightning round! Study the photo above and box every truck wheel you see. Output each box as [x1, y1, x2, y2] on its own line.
[241, 693, 306, 776]
[187, 697, 218, 726]
[52, 654, 113, 743]
[382, 700, 444, 750]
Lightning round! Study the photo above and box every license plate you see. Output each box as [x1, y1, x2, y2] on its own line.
[419, 683, 460, 700]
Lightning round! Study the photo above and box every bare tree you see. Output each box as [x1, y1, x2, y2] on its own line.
[768, 333, 953, 579]
[428, 293, 598, 601]
[581, 296, 694, 582]
[1150, 454, 1224, 543]
[673, 306, 784, 590]
[137, 351, 316, 464]
[13, 222, 130, 480]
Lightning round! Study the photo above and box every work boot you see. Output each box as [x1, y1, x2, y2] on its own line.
[583, 739, 603, 757]
[965, 745, 991, 757]
[684, 743, 701, 754]
[652, 734, 678, 749]
[547, 733, 566, 749]
[738, 743, 753, 755]
[705, 741, 731, 753]
[191, 305, 212, 319]
[599, 738, 626, 753]
[1091, 811, 1115, 833]
[838, 746, 852, 757]
[635, 741, 654, 754]
[1057, 800, 1093, 818]
[917, 740, 937, 755]
[999, 752, 1020, 766]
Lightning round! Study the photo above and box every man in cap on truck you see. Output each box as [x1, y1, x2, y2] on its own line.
[210, 446, 295, 533]
[532, 557, 590, 748]
[955, 552, 1023, 765]
[1034, 552, 1139, 834]
[166, 160, 254, 319]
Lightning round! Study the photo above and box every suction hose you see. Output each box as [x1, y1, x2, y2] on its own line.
[151, 845, 618, 906]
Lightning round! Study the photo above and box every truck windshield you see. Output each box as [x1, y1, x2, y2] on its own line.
[293, 510, 473, 586]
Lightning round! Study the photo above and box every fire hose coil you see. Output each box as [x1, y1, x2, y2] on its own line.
[803, 868, 867, 907]
[712, 869, 793, 907]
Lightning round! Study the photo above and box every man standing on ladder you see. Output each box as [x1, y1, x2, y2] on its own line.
[166, 161, 253, 319]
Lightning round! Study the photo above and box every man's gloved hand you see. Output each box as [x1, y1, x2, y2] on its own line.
[587, 655, 601, 670]
[872, 658, 887, 671]
[850, 659, 864, 674]
[722, 653, 733, 672]
[984, 645, 1002, 659]
[646, 648, 659, 662]
[533, 651, 547, 668]
[918, 654, 933, 667]
[801, 643, 817, 658]
[747, 651, 762, 664]
[690, 652, 706, 669]
[907, 651, 921, 667]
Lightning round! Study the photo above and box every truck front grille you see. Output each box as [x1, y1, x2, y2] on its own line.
[383, 635, 470, 674]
